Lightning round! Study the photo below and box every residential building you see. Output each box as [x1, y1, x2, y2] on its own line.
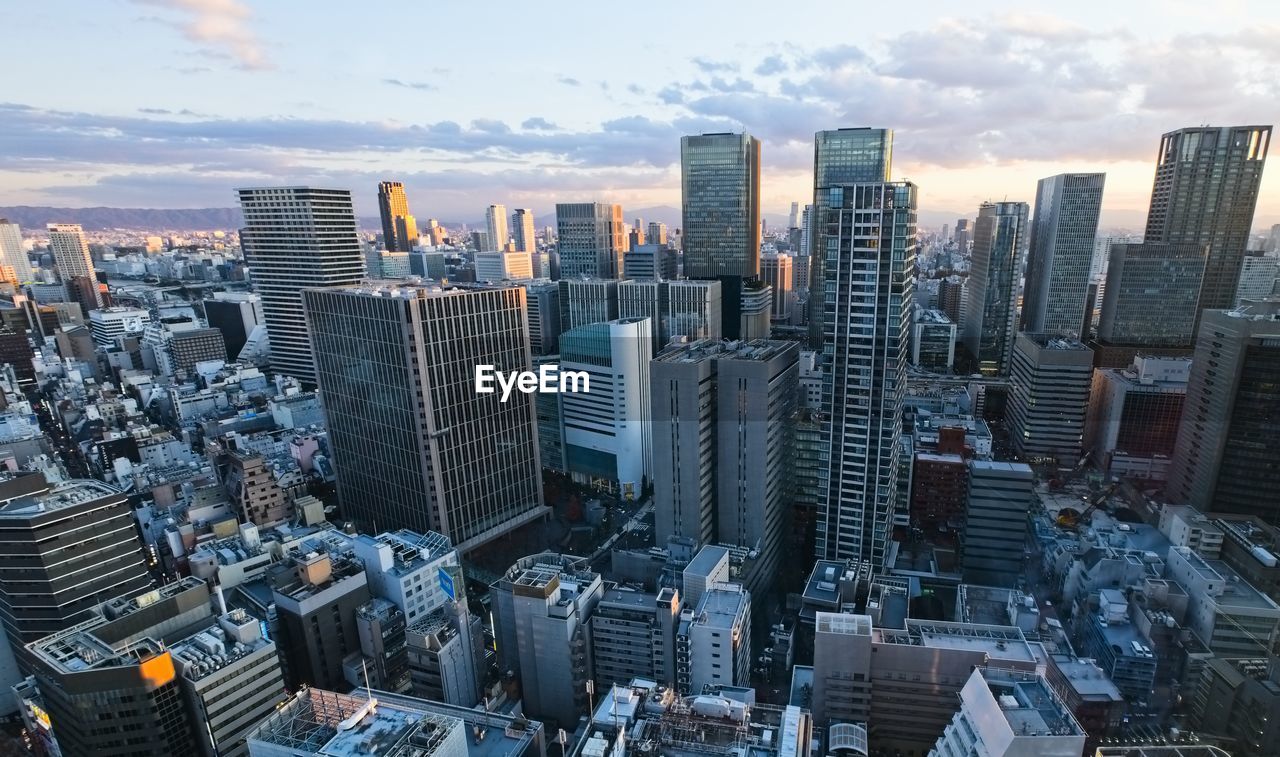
[512, 208, 537, 254]
[1045, 655, 1125, 752]
[486, 204, 509, 251]
[377, 181, 417, 252]
[678, 582, 751, 694]
[204, 292, 264, 362]
[1008, 333, 1093, 463]
[0, 220, 33, 285]
[305, 282, 544, 551]
[963, 202, 1030, 375]
[962, 461, 1034, 587]
[1086, 356, 1189, 479]
[590, 584, 682, 689]
[681, 132, 761, 279]
[47, 223, 103, 309]
[1168, 302, 1280, 521]
[350, 598, 410, 693]
[556, 202, 625, 279]
[1022, 173, 1106, 336]
[237, 186, 366, 383]
[405, 565, 484, 707]
[929, 668, 1086, 757]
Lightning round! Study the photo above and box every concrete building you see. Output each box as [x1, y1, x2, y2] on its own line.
[350, 529, 458, 624]
[486, 204, 509, 251]
[760, 252, 795, 319]
[489, 553, 603, 728]
[913, 309, 957, 372]
[647, 222, 668, 247]
[1165, 546, 1280, 658]
[1086, 356, 1189, 479]
[1191, 657, 1280, 757]
[677, 582, 751, 694]
[204, 292, 265, 362]
[350, 598, 410, 693]
[237, 187, 366, 383]
[404, 565, 484, 707]
[1022, 173, 1106, 336]
[47, 223, 103, 309]
[89, 305, 150, 346]
[964, 202, 1030, 376]
[269, 550, 371, 691]
[556, 203, 625, 279]
[512, 208, 537, 254]
[963, 461, 1034, 587]
[681, 133, 761, 279]
[521, 280, 560, 356]
[1045, 655, 1125, 753]
[1008, 334, 1093, 463]
[623, 243, 678, 281]
[378, 181, 417, 252]
[305, 282, 544, 551]
[929, 668, 1086, 757]
[475, 250, 533, 281]
[1236, 251, 1279, 305]
[682, 546, 731, 614]
[1169, 302, 1280, 522]
[590, 584, 682, 689]
[559, 278, 619, 332]
[1095, 242, 1206, 363]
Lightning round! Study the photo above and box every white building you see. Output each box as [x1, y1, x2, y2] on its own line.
[929, 668, 1086, 757]
[0, 220, 34, 284]
[474, 250, 533, 281]
[47, 223, 104, 308]
[88, 306, 151, 346]
[349, 529, 459, 624]
[486, 204, 509, 251]
[1235, 252, 1279, 305]
[678, 582, 751, 695]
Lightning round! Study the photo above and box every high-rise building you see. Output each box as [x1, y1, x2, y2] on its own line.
[929, 668, 1086, 757]
[676, 583, 752, 695]
[807, 128, 893, 348]
[1008, 333, 1094, 463]
[0, 220, 33, 285]
[912, 309, 957, 372]
[47, 223, 103, 309]
[1144, 125, 1271, 327]
[237, 186, 366, 384]
[203, 292, 264, 362]
[556, 202, 625, 279]
[812, 128, 915, 568]
[647, 221, 668, 247]
[963, 201, 1029, 375]
[88, 305, 150, 346]
[1096, 242, 1206, 361]
[623, 244, 678, 281]
[681, 132, 762, 279]
[474, 250, 533, 281]
[1086, 356, 1190, 480]
[759, 252, 795, 319]
[962, 461, 1034, 587]
[512, 208, 537, 253]
[486, 203, 509, 251]
[559, 278, 619, 332]
[1022, 173, 1105, 336]
[0, 473, 154, 655]
[1169, 301, 1280, 521]
[377, 181, 418, 252]
[522, 280, 561, 355]
[1236, 251, 1280, 305]
[789, 201, 800, 229]
[305, 282, 544, 551]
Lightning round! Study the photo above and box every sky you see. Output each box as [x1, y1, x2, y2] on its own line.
[2, 0, 1279, 230]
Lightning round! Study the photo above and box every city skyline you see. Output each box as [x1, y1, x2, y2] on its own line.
[2, 3, 1279, 229]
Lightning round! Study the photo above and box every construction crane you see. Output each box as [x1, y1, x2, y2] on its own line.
[1056, 481, 1120, 530]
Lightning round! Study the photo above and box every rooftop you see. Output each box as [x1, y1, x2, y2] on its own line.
[980, 668, 1083, 738]
[1205, 559, 1280, 611]
[248, 689, 467, 757]
[0, 477, 121, 517]
[693, 584, 749, 629]
[654, 338, 796, 364]
[1050, 657, 1124, 700]
[171, 609, 274, 682]
[320, 280, 521, 300]
[876, 620, 1037, 662]
[815, 612, 871, 636]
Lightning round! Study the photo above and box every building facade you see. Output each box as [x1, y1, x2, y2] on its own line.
[1008, 334, 1094, 463]
[1022, 173, 1106, 336]
[556, 203, 625, 279]
[681, 132, 762, 279]
[963, 202, 1030, 375]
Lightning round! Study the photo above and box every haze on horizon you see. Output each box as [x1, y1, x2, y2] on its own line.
[2, 0, 1278, 230]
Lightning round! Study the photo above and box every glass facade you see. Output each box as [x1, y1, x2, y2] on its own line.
[1022, 173, 1105, 335]
[1097, 242, 1206, 346]
[680, 133, 761, 279]
[963, 201, 1029, 376]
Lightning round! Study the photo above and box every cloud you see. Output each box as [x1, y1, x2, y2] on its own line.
[754, 56, 788, 76]
[521, 117, 560, 131]
[133, 0, 272, 71]
[383, 78, 437, 91]
[557, 75, 581, 87]
[627, 84, 645, 95]
[692, 56, 737, 73]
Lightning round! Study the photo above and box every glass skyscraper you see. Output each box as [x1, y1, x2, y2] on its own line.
[1022, 173, 1105, 336]
[377, 181, 417, 252]
[680, 133, 761, 279]
[811, 128, 916, 568]
[555, 202, 626, 279]
[962, 201, 1029, 376]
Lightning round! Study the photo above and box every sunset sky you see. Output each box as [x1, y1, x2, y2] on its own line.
[3, 0, 1278, 230]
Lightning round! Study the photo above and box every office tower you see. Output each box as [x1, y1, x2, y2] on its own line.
[1236, 251, 1280, 305]
[486, 203, 509, 251]
[269, 550, 371, 691]
[0, 473, 153, 654]
[663, 279, 722, 343]
[623, 244, 678, 280]
[171, 608, 287, 757]
[807, 127, 893, 348]
[556, 202, 625, 279]
[628, 224, 645, 249]
[523, 280, 561, 355]
[512, 208, 537, 253]
[410, 250, 447, 279]
[24, 579, 216, 757]
[47, 223, 104, 309]
[962, 461, 1034, 586]
[559, 318, 653, 498]
[590, 584, 682, 689]
[759, 252, 795, 319]
[1022, 173, 1105, 335]
[800, 204, 815, 258]
[378, 180, 418, 252]
[559, 278, 619, 332]
[676, 583, 751, 694]
[1086, 356, 1190, 479]
[811, 128, 915, 568]
[204, 292, 264, 361]
[1169, 302, 1280, 521]
[647, 221, 668, 247]
[1008, 334, 1093, 463]
[474, 250, 533, 281]
[0, 220, 33, 284]
[490, 553, 603, 727]
[930, 668, 1086, 757]
[651, 340, 798, 601]
[305, 282, 543, 551]
[237, 186, 366, 384]
[963, 201, 1029, 375]
[1094, 242, 1206, 366]
[954, 218, 970, 251]
[162, 327, 227, 374]
[1145, 126, 1271, 326]
[0, 329, 34, 387]
[912, 309, 957, 372]
[406, 568, 485, 707]
[681, 132, 762, 278]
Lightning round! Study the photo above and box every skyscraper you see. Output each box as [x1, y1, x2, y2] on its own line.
[46, 223, 103, 309]
[1168, 301, 1280, 522]
[0, 220, 33, 285]
[954, 218, 970, 251]
[486, 204, 509, 250]
[1008, 334, 1094, 463]
[812, 128, 916, 568]
[1145, 125, 1271, 326]
[304, 282, 544, 551]
[237, 186, 366, 384]
[963, 201, 1030, 375]
[377, 181, 418, 252]
[512, 208, 537, 254]
[1022, 173, 1105, 335]
[1094, 242, 1206, 366]
[680, 132, 761, 279]
[789, 201, 800, 229]
[555, 202, 625, 279]
[759, 252, 795, 319]
[647, 222, 668, 247]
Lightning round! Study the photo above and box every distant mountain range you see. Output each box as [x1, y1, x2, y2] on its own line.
[0, 206, 245, 231]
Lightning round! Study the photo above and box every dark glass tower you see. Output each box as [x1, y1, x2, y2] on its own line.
[1144, 126, 1271, 327]
[680, 133, 762, 279]
[1022, 173, 1105, 336]
[963, 201, 1029, 376]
